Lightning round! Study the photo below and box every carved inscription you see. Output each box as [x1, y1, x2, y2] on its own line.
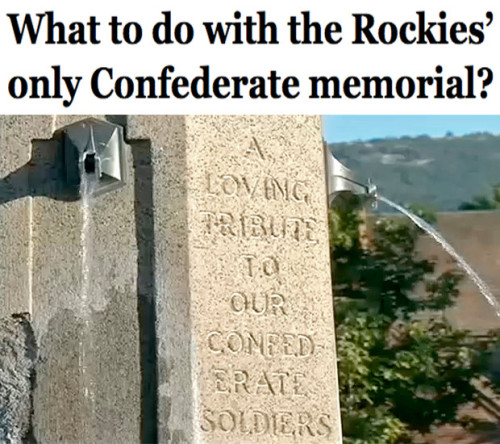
[229, 292, 287, 316]
[198, 137, 334, 440]
[200, 410, 333, 438]
[207, 331, 315, 358]
[206, 173, 310, 204]
[199, 211, 319, 243]
[244, 137, 265, 160]
[240, 255, 279, 278]
[213, 368, 307, 396]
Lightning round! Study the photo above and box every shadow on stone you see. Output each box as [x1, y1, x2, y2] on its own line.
[132, 140, 159, 444]
[0, 137, 80, 206]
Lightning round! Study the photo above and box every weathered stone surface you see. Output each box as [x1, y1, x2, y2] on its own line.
[1, 115, 341, 443]
[128, 116, 194, 443]
[0, 315, 36, 444]
[0, 116, 53, 316]
[130, 116, 341, 443]
[29, 116, 141, 443]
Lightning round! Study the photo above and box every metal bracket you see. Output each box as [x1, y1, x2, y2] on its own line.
[325, 142, 377, 208]
[61, 118, 127, 197]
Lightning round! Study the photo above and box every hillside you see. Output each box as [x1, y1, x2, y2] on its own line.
[328, 133, 500, 212]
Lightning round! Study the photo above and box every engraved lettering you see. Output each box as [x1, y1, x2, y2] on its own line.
[265, 177, 288, 201]
[200, 211, 216, 235]
[251, 294, 266, 315]
[227, 332, 244, 353]
[221, 175, 238, 196]
[238, 410, 252, 435]
[218, 410, 236, 433]
[207, 331, 222, 354]
[262, 256, 279, 277]
[298, 412, 315, 437]
[199, 211, 319, 244]
[214, 369, 230, 393]
[287, 217, 302, 241]
[198, 128, 336, 440]
[272, 371, 288, 395]
[247, 332, 263, 354]
[241, 254, 256, 277]
[204, 174, 310, 204]
[211, 368, 307, 397]
[240, 254, 279, 278]
[230, 292, 246, 314]
[304, 218, 319, 244]
[219, 212, 236, 236]
[283, 333, 296, 356]
[293, 372, 306, 397]
[248, 215, 266, 238]
[241, 176, 259, 198]
[299, 334, 315, 357]
[254, 411, 269, 435]
[244, 137, 264, 160]
[234, 370, 250, 394]
[266, 333, 279, 357]
[206, 331, 315, 357]
[292, 181, 310, 204]
[317, 414, 333, 437]
[206, 173, 219, 196]
[256, 371, 275, 395]
[270, 293, 286, 315]
[200, 409, 215, 432]
[269, 215, 285, 239]
[277, 412, 294, 436]
[200, 409, 333, 437]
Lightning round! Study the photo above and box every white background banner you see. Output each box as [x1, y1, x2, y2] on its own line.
[0, 0, 498, 114]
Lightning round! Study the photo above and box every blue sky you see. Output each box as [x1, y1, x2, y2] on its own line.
[323, 116, 500, 143]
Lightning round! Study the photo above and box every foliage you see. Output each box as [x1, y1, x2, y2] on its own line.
[331, 205, 494, 443]
[458, 183, 500, 211]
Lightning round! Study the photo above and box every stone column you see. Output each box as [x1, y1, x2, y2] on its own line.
[29, 116, 142, 443]
[0, 116, 53, 316]
[1, 116, 142, 443]
[1, 115, 341, 444]
[130, 115, 342, 443]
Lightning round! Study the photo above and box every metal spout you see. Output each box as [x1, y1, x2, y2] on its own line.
[325, 144, 377, 207]
[62, 118, 128, 197]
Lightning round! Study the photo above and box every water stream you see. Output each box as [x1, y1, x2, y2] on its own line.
[377, 195, 500, 318]
[79, 174, 97, 409]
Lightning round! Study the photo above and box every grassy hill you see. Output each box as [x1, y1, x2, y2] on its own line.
[328, 133, 500, 212]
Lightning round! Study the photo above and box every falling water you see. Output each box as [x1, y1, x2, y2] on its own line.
[79, 173, 97, 408]
[377, 194, 500, 318]
[80, 174, 95, 314]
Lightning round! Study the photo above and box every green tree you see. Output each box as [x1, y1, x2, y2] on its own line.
[331, 205, 494, 444]
[458, 184, 500, 211]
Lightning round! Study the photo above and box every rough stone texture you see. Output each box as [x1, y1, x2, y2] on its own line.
[0, 116, 53, 316]
[131, 116, 341, 443]
[29, 116, 141, 443]
[0, 315, 36, 444]
[128, 116, 195, 443]
[1, 115, 341, 444]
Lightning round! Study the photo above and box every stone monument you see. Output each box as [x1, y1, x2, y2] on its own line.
[0, 115, 341, 443]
